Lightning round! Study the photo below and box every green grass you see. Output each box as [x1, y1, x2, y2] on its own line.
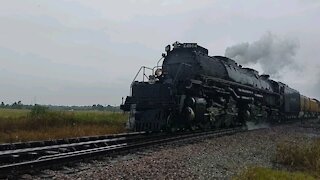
[234, 167, 315, 180]
[275, 139, 320, 177]
[235, 138, 320, 179]
[73, 111, 126, 124]
[0, 108, 128, 143]
[0, 109, 30, 119]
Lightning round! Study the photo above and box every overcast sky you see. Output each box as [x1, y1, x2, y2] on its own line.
[0, 0, 319, 106]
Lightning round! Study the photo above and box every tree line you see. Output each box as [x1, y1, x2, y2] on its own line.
[0, 101, 121, 112]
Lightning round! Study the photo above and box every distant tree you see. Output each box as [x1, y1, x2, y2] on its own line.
[12, 102, 17, 107]
[10, 101, 23, 109]
[1, 102, 4, 107]
[17, 101, 23, 109]
[96, 104, 104, 111]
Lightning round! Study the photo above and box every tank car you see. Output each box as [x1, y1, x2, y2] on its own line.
[121, 42, 319, 131]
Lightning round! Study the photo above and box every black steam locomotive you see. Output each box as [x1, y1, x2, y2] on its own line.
[121, 42, 320, 131]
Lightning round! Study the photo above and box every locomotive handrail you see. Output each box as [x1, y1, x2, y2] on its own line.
[156, 57, 164, 69]
[131, 66, 153, 84]
[130, 66, 154, 96]
[131, 57, 164, 84]
[130, 57, 165, 95]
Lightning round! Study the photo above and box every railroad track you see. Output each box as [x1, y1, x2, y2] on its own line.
[0, 127, 243, 177]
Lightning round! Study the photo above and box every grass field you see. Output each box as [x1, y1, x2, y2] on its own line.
[275, 138, 320, 178]
[234, 167, 315, 180]
[235, 138, 320, 179]
[0, 108, 128, 143]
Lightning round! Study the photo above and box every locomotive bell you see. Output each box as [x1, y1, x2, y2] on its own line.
[155, 68, 162, 77]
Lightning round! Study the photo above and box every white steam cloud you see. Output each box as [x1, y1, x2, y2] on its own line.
[225, 32, 300, 77]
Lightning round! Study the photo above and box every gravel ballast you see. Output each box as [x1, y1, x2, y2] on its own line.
[24, 120, 320, 179]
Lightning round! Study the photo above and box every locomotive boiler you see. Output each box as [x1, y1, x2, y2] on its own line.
[121, 42, 320, 131]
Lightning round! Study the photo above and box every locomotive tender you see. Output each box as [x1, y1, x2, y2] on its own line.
[121, 42, 320, 131]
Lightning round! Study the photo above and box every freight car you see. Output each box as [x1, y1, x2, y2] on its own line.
[300, 96, 320, 118]
[121, 42, 320, 131]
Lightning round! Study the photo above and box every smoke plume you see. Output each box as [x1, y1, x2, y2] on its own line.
[225, 32, 300, 77]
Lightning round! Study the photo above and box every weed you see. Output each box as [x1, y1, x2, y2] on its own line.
[235, 139, 320, 179]
[234, 167, 315, 180]
[275, 139, 320, 177]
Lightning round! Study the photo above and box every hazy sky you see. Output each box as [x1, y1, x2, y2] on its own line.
[0, 0, 320, 105]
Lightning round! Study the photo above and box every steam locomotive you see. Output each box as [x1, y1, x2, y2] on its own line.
[121, 42, 320, 131]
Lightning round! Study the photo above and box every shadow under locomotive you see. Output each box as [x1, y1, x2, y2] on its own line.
[121, 42, 320, 132]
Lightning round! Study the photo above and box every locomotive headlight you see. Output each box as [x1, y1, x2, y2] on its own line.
[155, 68, 162, 77]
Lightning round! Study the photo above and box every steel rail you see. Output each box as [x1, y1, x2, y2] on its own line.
[0, 132, 165, 166]
[0, 131, 147, 151]
[0, 127, 243, 177]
